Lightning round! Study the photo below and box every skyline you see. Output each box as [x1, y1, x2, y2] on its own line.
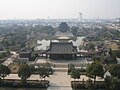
[0, 0, 120, 19]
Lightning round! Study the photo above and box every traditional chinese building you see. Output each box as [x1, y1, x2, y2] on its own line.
[46, 42, 78, 60]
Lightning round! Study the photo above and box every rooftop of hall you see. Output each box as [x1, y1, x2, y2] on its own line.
[46, 42, 78, 54]
[19, 48, 32, 53]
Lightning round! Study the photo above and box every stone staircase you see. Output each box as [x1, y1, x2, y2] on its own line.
[53, 63, 68, 72]
[54, 63, 68, 68]
[47, 86, 72, 90]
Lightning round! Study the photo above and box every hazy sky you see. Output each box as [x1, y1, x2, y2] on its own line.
[0, 0, 120, 19]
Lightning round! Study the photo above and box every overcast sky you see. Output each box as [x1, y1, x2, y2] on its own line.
[0, 0, 120, 19]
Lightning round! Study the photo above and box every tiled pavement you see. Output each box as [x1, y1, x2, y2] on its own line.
[47, 72, 72, 90]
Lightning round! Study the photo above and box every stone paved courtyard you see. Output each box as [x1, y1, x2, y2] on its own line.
[35, 57, 93, 64]
[47, 72, 72, 90]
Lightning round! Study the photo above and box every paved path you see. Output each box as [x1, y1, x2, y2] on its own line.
[47, 72, 72, 90]
[47, 86, 72, 90]
[2, 52, 18, 66]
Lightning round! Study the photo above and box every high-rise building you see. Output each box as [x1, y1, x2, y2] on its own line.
[116, 18, 120, 23]
[78, 12, 82, 22]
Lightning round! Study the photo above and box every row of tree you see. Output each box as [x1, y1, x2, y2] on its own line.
[69, 61, 104, 83]
[86, 60, 104, 83]
[0, 51, 10, 59]
[70, 59, 120, 89]
[18, 63, 53, 85]
[0, 63, 53, 86]
[0, 64, 11, 81]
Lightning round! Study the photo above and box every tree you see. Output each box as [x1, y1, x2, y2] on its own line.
[18, 64, 32, 85]
[85, 43, 95, 51]
[0, 64, 11, 80]
[86, 61, 104, 83]
[71, 26, 79, 35]
[112, 50, 120, 58]
[85, 79, 94, 90]
[107, 48, 117, 63]
[68, 64, 75, 74]
[71, 69, 80, 81]
[92, 55, 101, 61]
[105, 76, 112, 89]
[89, 43, 95, 51]
[110, 77, 120, 90]
[109, 48, 112, 55]
[109, 64, 120, 79]
[38, 63, 53, 80]
[58, 22, 70, 32]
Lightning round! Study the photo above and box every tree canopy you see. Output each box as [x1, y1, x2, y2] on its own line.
[85, 43, 95, 51]
[85, 79, 94, 90]
[109, 64, 120, 79]
[0, 64, 11, 80]
[86, 61, 104, 83]
[110, 77, 120, 90]
[18, 64, 32, 84]
[71, 26, 79, 35]
[71, 69, 80, 81]
[38, 63, 53, 80]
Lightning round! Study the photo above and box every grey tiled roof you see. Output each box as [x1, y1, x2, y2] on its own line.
[46, 42, 77, 54]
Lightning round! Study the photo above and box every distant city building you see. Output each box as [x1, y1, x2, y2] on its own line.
[116, 18, 120, 23]
[78, 12, 82, 22]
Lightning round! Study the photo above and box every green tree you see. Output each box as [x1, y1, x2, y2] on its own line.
[0, 64, 11, 80]
[18, 64, 32, 85]
[38, 63, 53, 80]
[85, 43, 95, 51]
[0, 52, 7, 59]
[86, 61, 104, 83]
[105, 76, 112, 89]
[71, 69, 80, 81]
[89, 43, 95, 51]
[112, 50, 120, 58]
[110, 77, 120, 90]
[108, 48, 117, 63]
[92, 55, 101, 61]
[109, 64, 120, 79]
[109, 48, 112, 55]
[6, 49, 10, 54]
[68, 64, 75, 74]
[71, 26, 79, 35]
[85, 79, 94, 90]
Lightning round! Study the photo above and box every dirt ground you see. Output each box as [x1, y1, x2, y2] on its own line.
[8, 63, 19, 74]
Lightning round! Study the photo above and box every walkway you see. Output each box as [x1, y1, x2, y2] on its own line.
[47, 72, 72, 90]
[2, 52, 18, 66]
